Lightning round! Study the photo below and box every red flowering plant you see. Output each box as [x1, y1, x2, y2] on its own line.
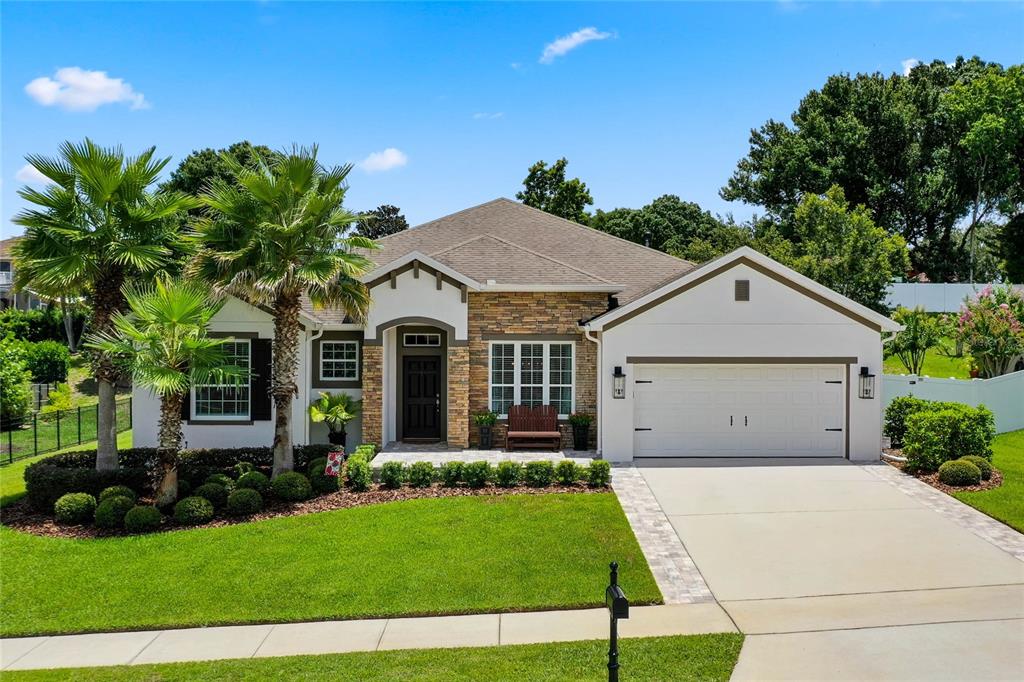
[956, 284, 1024, 378]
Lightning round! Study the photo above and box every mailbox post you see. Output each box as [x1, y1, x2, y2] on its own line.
[605, 561, 630, 682]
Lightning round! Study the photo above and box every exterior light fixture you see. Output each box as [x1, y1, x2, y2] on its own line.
[858, 366, 876, 399]
[613, 366, 626, 399]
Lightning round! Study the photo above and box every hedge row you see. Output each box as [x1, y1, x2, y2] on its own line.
[884, 396, 995, 473]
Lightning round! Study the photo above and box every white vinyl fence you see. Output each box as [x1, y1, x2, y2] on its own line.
[885, 283, 1024, 312]
[882, 370, 1024, 434]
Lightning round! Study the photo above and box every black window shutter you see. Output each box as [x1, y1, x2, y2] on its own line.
[181, 391, 190, 421]
[251, 339, 273, 421]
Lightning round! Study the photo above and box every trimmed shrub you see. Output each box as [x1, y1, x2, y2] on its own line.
[194, 482, 229, 509]
[233, 461, 255, 477]
[236, 471, 270, 495]
[177, 445, 331, 483]
[555, 460, 581, 485]
[226, 488, 263, 516]
[94, 495, 135, 529]
[524, 461, 555, 487]
[24, 448, 157, 512]
[938, 459, 982, 486]
[20, 340, 71, 383]
[99, 485, 137, 504]
[495, 461, 522, 488]
[380, 461, 405, 489]
[0, 335, 32, 424]
[960, 455, 993, 481]
[174, 496, 214, 525]
[272, 472, 312, 501]
[205, 473, 235, 490]
[440, 461, 463, 487]
[177, 479, 193, 499]
[124, 505, 162, 533]
[307, 457, 340, 494]
[353, 444, 377, 461]
[346, 457, 372, 492]
[587, 460, 612, 487]
[407, 461, 435, 488]
[463, 461, 492, 488]
[54, 493, 96, 524]
[884, 396, 932, 448]
[903, 404, 995, 473]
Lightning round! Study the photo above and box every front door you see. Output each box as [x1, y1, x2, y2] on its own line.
[403, 356, 441, 439]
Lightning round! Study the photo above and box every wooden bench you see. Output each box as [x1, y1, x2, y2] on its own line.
[506, 405, 561, 451]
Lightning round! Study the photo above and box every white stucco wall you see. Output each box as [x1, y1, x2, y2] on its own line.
[598, 263, 884, 462]
[363, 268, 468, 343]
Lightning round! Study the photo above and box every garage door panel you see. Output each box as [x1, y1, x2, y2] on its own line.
[634, 364, 846, 458]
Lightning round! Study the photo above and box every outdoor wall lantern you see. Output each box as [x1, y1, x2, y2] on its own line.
[613, 366, 626, 399]
[858, 366, 876, 399]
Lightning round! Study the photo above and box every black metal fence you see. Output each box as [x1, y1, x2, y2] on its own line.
[0, 397, 132, 465]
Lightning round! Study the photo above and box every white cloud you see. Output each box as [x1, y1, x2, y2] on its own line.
[359, 148, 408, 173]
[15, 164, 51, 185]
[510, 62, 522, 70]
[473, 112, 504, 120]
[901, 58, 921, 76]
[25, 67, 148, 112]
[539, 27, 612, 64]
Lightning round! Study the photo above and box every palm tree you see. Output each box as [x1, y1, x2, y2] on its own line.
[190, 146, 374, 476]
[87, 280, 245, 505]
[309, 392, 362, 447]
[13, 140, 199, 471]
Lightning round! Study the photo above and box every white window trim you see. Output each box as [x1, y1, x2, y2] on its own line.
[403, 333, 441, 347]
[487, 340, 575, 419]
[191, 339, 251, 421]
[320, 340, 360, 381]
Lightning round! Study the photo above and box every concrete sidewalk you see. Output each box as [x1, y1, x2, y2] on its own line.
[1, 603, 736, 672]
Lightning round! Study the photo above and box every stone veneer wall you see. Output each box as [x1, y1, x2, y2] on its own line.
[361, 344, 383, 447]
[446, 346, 470, 447]
[467, 292, 608, 449]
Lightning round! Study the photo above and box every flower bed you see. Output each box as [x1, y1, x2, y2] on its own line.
[883, 450, 1004, 495]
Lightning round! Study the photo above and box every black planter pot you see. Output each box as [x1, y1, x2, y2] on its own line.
[572, 424, 590, 451]
[328, 431, 347, 448]
[478, 425, 494, 449]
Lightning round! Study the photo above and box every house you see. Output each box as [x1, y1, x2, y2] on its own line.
[132, 198, 900, 461]
[0, 237, 45, 311]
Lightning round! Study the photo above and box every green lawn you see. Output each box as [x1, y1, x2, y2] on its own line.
[883, 344, 971, 379]
[2, 398, 132, 464]
[5, 633, 744, 681]
[0, 492, 660, 637]
[954, 430, 1024, 532]
[0, 430, 133, 507]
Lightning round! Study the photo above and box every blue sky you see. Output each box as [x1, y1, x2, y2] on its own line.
[3, 1, 1022, 236]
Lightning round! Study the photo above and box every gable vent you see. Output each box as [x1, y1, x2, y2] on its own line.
[735, 279, 750, 302]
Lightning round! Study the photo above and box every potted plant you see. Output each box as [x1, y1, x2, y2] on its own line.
[309, 392, 362, 448]
[474, 411, 498, 449]
[568, 413, 593, 451]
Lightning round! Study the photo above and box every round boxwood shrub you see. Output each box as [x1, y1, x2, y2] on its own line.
[236, 471, 270, 495]
[124, 505, 162, 533]
[938, 459, 982, 487]
[98, 485, 137, 504]
[194, 482, 229, 509]
[555, 460, 581, 486]
[495, 461, 522, 488]
[959, 455, 993, 481]
[380, 461, 405, 489]
[346, 458, 372, 492]
[307, 457, 340, 494]
[587, 460, 612, 487]
[54, 492, 97, 524]
[205, 473, 235, 491]
[440, 461, 463, 487]
[94, 495, 135, 529]
[462, 461, 492, 488]
[407, 461, 435, 488]
[174, 496, 214, 525]
[226, 488, 263, 516]
[524, 461, 555, 487]
[272, 472, 312, 501]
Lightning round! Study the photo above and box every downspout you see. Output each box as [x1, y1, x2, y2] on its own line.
[583, 327, 602, 455]
[306, 325, 325, 445]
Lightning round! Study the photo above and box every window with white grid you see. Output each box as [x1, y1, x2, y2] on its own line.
[321, 341, 359, 380]
[490, 343, 515, 417]
[194, 341, 250, 420]
[488, 341, 575, 418]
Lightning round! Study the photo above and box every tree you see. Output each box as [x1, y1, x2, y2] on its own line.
[160, 141, 273, 197]
[787, 186, 910, 312]
[888, 307, 943, 375]
[355, 205, 409, 239]
[957, 284, 1024, 378]
[995, 214, 1024, 282]
[86, 280, 243, 505]
[721, 57, 1013, 281]
[191, 146, 375, 476]
[516, 158, 593, 223]
[589, 195, 725, 253]
[13, 140, 198, 470]
[667, 216, 793, 264]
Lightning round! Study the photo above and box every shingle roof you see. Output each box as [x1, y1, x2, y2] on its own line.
[364, 198, 694, 303]
[0, 237, 21, 259]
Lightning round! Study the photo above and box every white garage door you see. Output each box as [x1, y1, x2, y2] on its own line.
[633, 364, 846, 458]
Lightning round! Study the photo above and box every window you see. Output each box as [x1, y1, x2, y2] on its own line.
[321, 341, 359, 380]
[194, 340, 250, 420]
[403, 333, 440, 347]
[488, 341, 574, 417]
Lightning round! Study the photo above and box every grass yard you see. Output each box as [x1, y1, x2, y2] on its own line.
[0, 492, 661, 637]
[4, 633, 744, 681]
[883, 344, 971, 379]
[953, 430, 1024, 533]
[0, 430, 133, 507]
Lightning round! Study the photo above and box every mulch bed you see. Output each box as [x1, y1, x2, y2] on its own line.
[1, 482, 605, 540]
[882, 449, 1003, 494]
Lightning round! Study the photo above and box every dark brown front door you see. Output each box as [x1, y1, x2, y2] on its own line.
[403, 356, 441, 439]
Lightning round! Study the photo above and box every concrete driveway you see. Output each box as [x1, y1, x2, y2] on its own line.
[636, 459, 1024, 681]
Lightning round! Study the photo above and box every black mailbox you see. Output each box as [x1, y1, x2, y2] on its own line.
[606, 584, 629, 619]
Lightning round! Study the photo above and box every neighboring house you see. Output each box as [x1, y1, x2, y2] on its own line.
[133, 198, 900, 461]
[0, 237, 45, 311]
